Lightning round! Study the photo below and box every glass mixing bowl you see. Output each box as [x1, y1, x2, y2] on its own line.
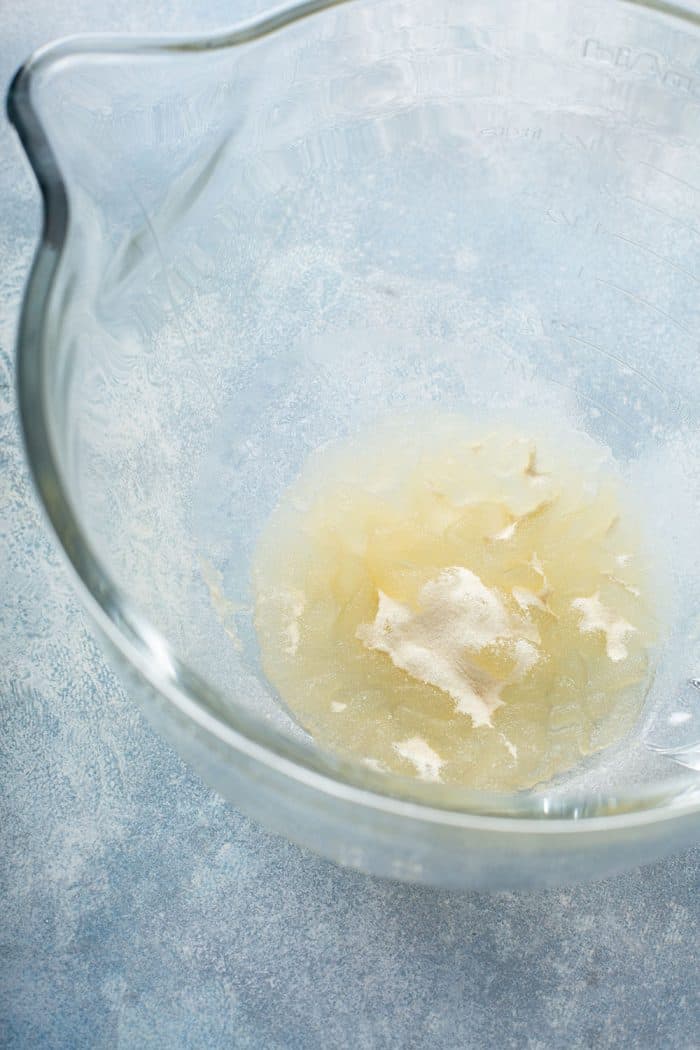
[9, 0, 700, 889]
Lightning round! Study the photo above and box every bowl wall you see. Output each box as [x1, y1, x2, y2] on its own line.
[11, 0, 700, 885]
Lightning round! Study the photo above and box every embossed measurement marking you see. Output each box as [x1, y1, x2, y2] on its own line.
[546, 375, 634, 432]
[595, 277, 694, 337]
[625, 195, 700, 241]
[582, 38, 700, 99]
[556, 326, 667, 395]
[610, 230, 700, 285]
[638, 159, 700, 197]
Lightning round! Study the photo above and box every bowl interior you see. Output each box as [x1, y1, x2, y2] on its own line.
[16, 0, 700, 813]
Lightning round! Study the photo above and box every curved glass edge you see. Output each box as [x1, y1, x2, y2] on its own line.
[6, 0, 700, 828]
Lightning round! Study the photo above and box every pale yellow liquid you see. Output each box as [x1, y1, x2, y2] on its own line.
[253, 415, 655, 791]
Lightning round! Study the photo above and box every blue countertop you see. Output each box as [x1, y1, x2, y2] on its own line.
[1, 3, 698, 1047]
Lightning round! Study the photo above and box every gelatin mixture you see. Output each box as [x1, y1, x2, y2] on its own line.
[253, 415, 655, 790]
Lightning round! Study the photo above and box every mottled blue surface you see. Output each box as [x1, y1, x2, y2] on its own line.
[1, 3, 699, 1048]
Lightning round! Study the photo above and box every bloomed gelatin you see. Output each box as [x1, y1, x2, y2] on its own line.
[252, 414, 655, 791]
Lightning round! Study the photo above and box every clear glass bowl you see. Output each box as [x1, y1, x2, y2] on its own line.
[9, 0, 700, 889]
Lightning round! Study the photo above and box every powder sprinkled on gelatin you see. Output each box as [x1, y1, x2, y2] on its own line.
[356, 567, 540, 728]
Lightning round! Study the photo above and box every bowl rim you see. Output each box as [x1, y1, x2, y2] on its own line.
[7, 0, 700, 831]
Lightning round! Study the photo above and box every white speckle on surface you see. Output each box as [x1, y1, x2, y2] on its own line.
[603, 572, 641, 597]
[393, 737, 444, 781]
[259, 588, 306, 656]
[493, 520, 517, 541]
[512, 586, 546, 613]
[669, 711, 692, 726]
[500, 733, 518, 759]
[512, 638, 540, 676]
[361, 757, 387, 773]
[331, 701, 347, 713]
[200, 557, 243, 650]
[571, 592, 636, 662]
[280, 591, 306, 656]
[530, 553, 551, 598]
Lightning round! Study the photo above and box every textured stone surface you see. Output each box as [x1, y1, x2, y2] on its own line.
[1, 3, 698, 1048]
